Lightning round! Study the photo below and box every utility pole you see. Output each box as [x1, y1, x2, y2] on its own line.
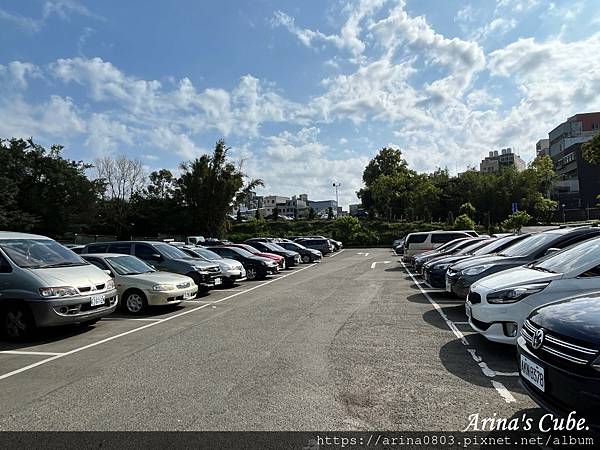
[332, 182, 341, 215]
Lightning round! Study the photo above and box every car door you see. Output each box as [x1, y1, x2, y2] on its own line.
[0, 252, 13, 293]
[134, 243, 167, 270]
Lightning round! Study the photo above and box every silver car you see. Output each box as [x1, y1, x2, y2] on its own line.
[174, 245, 246, 286]
[0, 232, 118, 340]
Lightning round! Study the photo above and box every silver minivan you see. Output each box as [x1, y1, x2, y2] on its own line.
[0, 232, 118, 340]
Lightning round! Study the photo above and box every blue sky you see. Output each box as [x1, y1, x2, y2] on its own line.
[1, 0, 600, 207]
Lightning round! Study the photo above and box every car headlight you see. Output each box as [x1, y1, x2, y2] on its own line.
[487, 283, 549, 304]
[39, 286, 78, 298]
[436, 263, 451, 270]
[153, 284, 176, 291]
[106, 279, 115, 290]
[193, 265, 209, 273]
[462, 264, 494, 276]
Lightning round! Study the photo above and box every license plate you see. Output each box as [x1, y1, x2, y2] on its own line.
[183, 291, 195, 299]
[90, 295, 105, 307]
[520, 354, 545, 392]
[214, 278, 222, 286]
[465, 302, 472, 320]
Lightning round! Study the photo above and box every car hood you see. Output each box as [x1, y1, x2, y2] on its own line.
[530, 296, 600, 344]
[178, 257, 218, 269]
[123, 271, 192, 285]
[475, 266, 561, 290]
[258, 252, 282, 260]
[30, 264, 110, 288]
[218, 258, 243, 269]
[250, 255, 277, 265]
[429, 255, 470, 268]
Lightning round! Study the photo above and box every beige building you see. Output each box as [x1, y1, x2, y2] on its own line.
[480, 148, 526, 173]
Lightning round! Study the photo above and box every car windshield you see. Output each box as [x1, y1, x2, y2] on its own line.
[436, 239, 467, 252]
[456, 240, 491, 255]
[264, 242, 285, 252]
[237, 244, 259, 254]
[472, 235, 517, 256]
[531, 237, 600, 275]
[193, 247, 223, 260]
[228, 247, 254, 258]
[500, 233, 560, 257]
[106, 255, 155, 275]
[153, 243, 190, 259]
[0, 238, 88, 269]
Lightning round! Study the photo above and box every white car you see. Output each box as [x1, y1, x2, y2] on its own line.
[82, 253, 198, 314]
[466, 236, 600, 345]
[174, 245, 246, 286]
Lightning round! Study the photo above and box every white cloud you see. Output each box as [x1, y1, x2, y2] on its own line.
[0, 0, 101, 32]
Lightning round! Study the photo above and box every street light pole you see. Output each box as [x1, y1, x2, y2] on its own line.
[332, 182, 340, 214]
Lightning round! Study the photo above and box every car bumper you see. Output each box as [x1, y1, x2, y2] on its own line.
[517, 336, 600, 428]
[146, 285, 198, 306]
[222, 268, 246, 281]
[445, 273, 472, 298]
[424, 269, 446, 288]
[466, 296, 523, 345]
[28, 289, 119, 327]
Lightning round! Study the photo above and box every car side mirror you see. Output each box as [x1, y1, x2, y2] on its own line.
[545, 248, 561, 256]
[104, 269, 114, 277]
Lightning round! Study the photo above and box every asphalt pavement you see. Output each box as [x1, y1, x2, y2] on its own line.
[0, 249, 539, 431]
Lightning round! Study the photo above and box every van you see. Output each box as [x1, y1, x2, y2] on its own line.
[0, 232, 118, 340]
[402, 231, 473, 259]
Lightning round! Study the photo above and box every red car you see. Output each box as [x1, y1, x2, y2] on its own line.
[226, 243, 286, 269]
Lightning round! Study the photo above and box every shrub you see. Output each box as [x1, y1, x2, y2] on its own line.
[454, 214, 475, 230]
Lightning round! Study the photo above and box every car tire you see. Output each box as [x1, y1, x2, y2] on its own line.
[2, 303, 35, 341]
[301, 255, 311, 263]
[123, 290, 148, 315]
[246, 267, 258, 280]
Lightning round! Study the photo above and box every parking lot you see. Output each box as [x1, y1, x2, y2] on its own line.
[0, 248, 540, 431]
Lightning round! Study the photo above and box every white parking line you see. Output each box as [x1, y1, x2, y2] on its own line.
[0, 350, 65, 356]
[327, 249, 345, 258]
[401, 261, 517, 404]
[0, 262, 318, 382]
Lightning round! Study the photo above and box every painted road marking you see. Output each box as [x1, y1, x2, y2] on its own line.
[370, 261, 391, 269]
[401, 261, 516, 404]
[0, 262, 319, 382]
[327, 249, 345, 258]
[357, 252, 370, 256]
[0, 350, 65, 356]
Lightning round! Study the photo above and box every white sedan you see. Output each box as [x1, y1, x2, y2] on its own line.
[83, 253, 198, 314]
[466, 236, 600, 345]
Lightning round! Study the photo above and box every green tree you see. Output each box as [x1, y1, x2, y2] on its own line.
[255, 208, 261, 220]
[0, 138, 102, 236]
[236, 209, 243, 223]
[178, 139, 263, 237]
[454, 214, 475, 231]
[459, 202, 476, 219]
[327, 207, 334, 220]
[332, 216, 362, 243]
[308, 207, 316, 220]
[502, 211, 532, 233]
[583, 133, 600, 165]
[272, 207, 279, 221]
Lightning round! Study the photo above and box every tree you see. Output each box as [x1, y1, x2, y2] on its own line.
[236, 209, 242, 223]
[454, 214, 475, 231]
[96, 155, 145, 238]
[255, 208, 261, 220]
[272, 207, 279, 221]
[583, 133, 600, 165]
[502, 211, 532, 233]
[0, 138, 102, 236]
[327, 207, 334, 220]
[308, 208, 316, 220]
[178, 139, 263, 237]
[332, 216, 362, 243]
[459, 202, 476, 219]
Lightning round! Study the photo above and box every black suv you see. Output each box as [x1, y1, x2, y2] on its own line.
[518, 294, 600, 429]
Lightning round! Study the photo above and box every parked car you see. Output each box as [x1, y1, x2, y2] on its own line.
[244, 240, 301, 268]
[82, 254, 197, 314]
[467, 236, 600, 345]
[413, 237, 476, 273]
[226, 243, 285, 269]
[277, 241, 322, 263]
[517, 293, 600, 428]
[295, 238, 334, 255]
[0, 232, 118, 340]
[446, 227, 600, 298]
[393, 238, 405, 255]
[421, 234, 529, 288]
[68, 245, 85, 254]
[81, 241, 222, 293]
[420, 238, 493, 285]
[186, 236, 205, 245]
[173, 245, 246, 286]
[402, 231, 474, 259]
[209, 246, 279, 280]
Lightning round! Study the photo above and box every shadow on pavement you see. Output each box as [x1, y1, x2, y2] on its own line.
[0, 322, 96, 351]
[422, 306, 468, 330]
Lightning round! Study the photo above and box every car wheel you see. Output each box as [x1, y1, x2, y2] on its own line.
[123, 290, 147, 315]
[2, 303, 35, 341]
[301, 255, 311, 263]
[246, 267, 258, 280]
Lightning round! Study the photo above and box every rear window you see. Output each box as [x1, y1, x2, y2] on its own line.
[86, 243, 108, 253]
[107, 243, 131, 254]
[406, 234, 428, 244]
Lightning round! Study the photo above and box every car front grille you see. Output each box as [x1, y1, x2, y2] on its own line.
[522, 320, 598, 370]
[78, 283, 106, 293]
[467, 291, 481, 304]
[208, 266, 220, 273]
